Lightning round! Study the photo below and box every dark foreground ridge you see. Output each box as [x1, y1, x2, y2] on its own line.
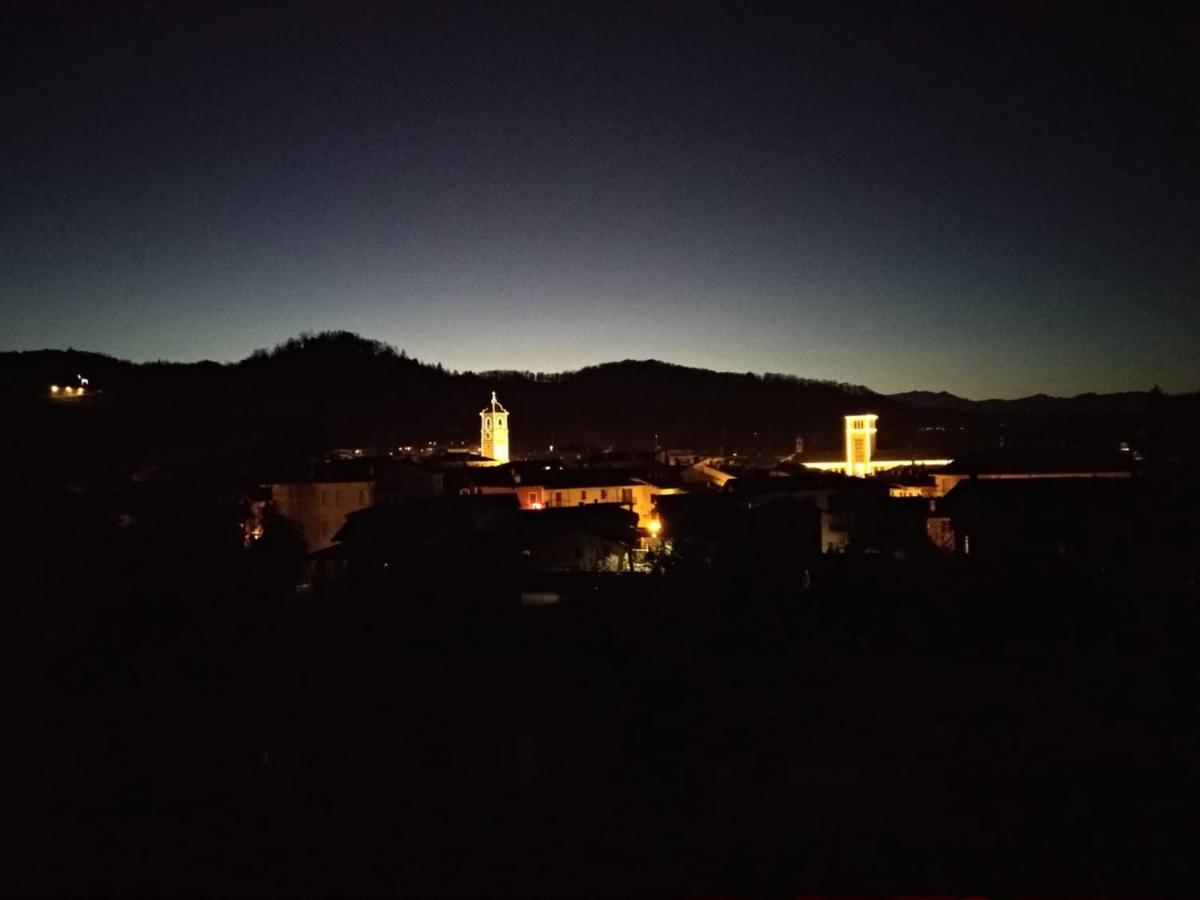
[30, 534, 1200, 893]
[20, 475, 1200, 891]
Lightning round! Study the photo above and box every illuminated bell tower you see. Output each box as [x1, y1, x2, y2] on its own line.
[480, 391, 510, 463]
[844, 414, 878, 477]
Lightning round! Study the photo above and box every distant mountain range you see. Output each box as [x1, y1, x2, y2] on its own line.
[3, 331, 1194, 469]
[887, 389, 1169, 415]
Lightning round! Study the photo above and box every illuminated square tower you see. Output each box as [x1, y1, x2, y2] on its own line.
[480, 391, 509, 463]
[844, 414, 878, 477]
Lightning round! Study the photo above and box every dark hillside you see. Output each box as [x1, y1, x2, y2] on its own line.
[4, 331, 1195, 471]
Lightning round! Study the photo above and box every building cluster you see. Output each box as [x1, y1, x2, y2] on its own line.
[240, 392, 1158, 590]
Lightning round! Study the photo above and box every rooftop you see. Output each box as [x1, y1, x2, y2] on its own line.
[941, 447, 1134, 476]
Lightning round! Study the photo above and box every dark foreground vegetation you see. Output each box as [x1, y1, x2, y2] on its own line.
[20, 479, 1199, 893]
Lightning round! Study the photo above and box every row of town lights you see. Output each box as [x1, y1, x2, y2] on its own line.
[50, 375, 89, 396]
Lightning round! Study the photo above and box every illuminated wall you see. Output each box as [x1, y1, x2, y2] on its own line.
[536, 483, 661, 525]
[476, 480, 677, 528]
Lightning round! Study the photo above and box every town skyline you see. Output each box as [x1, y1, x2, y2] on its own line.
[17, 4, 1200, 892]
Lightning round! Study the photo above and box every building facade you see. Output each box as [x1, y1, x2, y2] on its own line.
[254, 458, 443, 552]
[845, 414, 878, 477]
[265, 480, 375, 551]
[477, 477, 669, 529]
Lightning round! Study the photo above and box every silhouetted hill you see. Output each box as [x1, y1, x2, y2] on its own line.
[886, 390, 978, 412]
[5, 331, 1196, 472]
[890, 388, 1173, 416]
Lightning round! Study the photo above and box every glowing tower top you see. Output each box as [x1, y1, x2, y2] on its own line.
[480, 391, 510, 463]
[844, 414, 878, 478]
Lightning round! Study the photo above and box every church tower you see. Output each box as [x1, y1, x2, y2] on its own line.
[844, 414, 878, 477]
[480, 391, 510, 463]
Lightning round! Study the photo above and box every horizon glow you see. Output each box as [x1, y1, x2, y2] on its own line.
[3, 5, 1196, 400]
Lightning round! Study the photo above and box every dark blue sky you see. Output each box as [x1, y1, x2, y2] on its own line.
[3, 2, 1197, 397]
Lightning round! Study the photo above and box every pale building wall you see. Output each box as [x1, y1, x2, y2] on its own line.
[534, 483, 663, 526]
[268, 481, 374, 551]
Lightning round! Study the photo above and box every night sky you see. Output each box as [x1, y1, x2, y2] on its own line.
[3, 2, 1197, 398]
